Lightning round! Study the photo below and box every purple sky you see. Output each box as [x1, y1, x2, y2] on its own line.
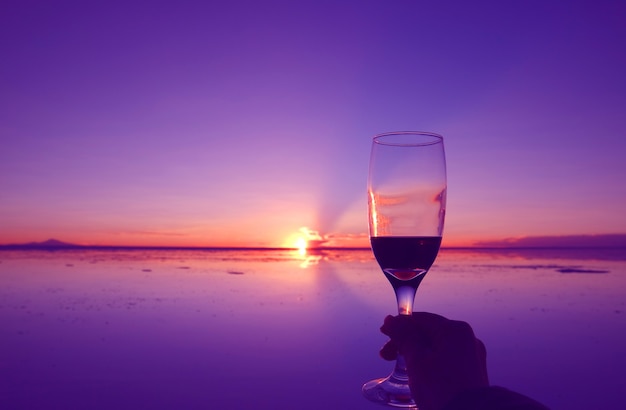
[1, 0, 625, 247]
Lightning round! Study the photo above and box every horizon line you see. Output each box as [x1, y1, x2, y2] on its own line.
[2, 235, 626, 250]
[2, 244, 626, 251]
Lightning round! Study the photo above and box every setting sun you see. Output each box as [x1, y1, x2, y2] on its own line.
[284, 227, 328, 254]
[294, 237, 308, 254]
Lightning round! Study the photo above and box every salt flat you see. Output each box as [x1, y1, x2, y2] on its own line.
[1, 248, 624, 409]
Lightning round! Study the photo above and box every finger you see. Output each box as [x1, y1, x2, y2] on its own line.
[380, 314, 424, 338]
[380, 315, 397, 336]
[381, 312, 449, 339]
[379, 339, 399, 361]
[409, 311, 451, 330]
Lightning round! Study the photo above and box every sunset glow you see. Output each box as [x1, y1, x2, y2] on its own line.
[1, 1, 624, 248]
[295, 237, 307, 255]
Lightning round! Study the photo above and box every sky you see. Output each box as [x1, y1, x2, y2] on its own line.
[1, 0, 625, 248]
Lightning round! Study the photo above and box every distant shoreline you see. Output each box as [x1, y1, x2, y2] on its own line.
[2, 243, 624, 262]
[2, 236, 625, 251]
[0, 244, 369, 251]
[1, 244, 625, 251]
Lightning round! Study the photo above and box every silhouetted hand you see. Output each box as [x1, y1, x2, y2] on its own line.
[379, 312, 489, 410]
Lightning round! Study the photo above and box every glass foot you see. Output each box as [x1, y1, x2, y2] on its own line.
[362, 376, 417, 408]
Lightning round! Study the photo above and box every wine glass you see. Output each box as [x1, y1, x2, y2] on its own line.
[362, 131, 447, 408]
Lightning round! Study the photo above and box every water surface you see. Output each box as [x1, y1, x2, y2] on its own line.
[1, 248, 624, 409]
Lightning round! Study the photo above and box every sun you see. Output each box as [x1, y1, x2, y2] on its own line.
[285, 227, 326, 255]
[294, 237, 308, 255]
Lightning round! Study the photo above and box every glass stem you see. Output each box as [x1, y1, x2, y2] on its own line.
[395, 285, 417, 316]
[389, 285, 417, 387]
[388, 354, 410, 384]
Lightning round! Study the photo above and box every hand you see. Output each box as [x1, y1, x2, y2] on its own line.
[379, 312, 489, 410]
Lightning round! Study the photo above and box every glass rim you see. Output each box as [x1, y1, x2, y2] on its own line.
[373, 131, 443, 146]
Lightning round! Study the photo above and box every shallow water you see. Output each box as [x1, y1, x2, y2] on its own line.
[1, 248, 625, 409]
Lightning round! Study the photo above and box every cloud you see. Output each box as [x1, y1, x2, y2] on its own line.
[322, 232, 369, 248]
[296, 228, 369, 248]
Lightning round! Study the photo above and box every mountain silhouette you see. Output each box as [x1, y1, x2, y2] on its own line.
[473, 234, 626, 248]
[0, 239, 81, 249]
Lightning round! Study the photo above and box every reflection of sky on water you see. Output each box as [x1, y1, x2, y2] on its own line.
[1, 248, 624, 409]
